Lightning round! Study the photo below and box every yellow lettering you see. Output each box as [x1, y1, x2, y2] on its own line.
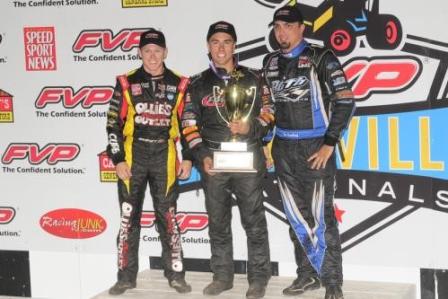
[367, 117, 379, 170]
[389, 117, 413, 170]
[339, 117, 359, 169]
[420, 117, 444, 170]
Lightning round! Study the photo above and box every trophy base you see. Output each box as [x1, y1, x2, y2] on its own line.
[210, 151, 257, 173]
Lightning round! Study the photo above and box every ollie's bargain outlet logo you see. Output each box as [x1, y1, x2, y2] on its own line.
[23, 26, 56, 71]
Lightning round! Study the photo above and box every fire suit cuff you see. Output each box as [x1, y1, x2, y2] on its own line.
[324, 135, 338, 146]
[110, 153, 125, 165]
[193, 144, 212, 164]
[182, 148, 193, 162]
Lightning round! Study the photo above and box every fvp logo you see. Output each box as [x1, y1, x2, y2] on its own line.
[344, 56, 422, 101]
[141, 211, 209, 234]
[35, 86, 113, 108]
[0, 207, 16, 224]
[23, 26, 57, 71]
[2, 143, 80, 165]
[72, 28, 148, 53]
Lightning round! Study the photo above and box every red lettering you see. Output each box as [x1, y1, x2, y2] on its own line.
[177, 214, 208, 234]
[343, 56, 421, 100]
[0, 208, 15, 224]
[72, 29, 147, 53]
[140, 211, 208, 233]
[1, 143, 80, 165]
[72, 31, 102, 52]
[35, 87, 113, 108]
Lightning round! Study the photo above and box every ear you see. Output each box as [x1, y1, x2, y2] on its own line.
[138, 48, 142, 59]
[164, 48, 168, 59]
[299, 23, 306, 34]
[207, 42, 211, 54]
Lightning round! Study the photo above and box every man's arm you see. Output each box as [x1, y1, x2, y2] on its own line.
[318, 51, 356, 146]
[174, 76, 193, 180]
[106, 76, 131, 179]
[180, 78, 213, 174]
[308, 50, 356, 169]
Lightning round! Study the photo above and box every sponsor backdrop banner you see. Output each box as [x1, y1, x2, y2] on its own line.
[1, 0, 447, 298]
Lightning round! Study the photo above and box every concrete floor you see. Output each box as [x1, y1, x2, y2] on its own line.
[92, 270, 416, 299]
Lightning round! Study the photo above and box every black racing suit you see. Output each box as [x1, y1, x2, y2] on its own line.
[181, 64, 274, 284]
[106, 65, 190, 284]
[263, 42, 356, 286]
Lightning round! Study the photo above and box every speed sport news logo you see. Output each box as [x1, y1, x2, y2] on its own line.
[1, 143, 85, 175]
[178, 0, 448, 254]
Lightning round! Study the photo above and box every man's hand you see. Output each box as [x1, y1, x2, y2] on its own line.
[203, 156, 215, 176]
[229, 120, 250, 135]
[307, 144, 334, 170]
[177, 160, 192, 180]
[115, 161, 132, 180]
[263, 145, 274, 169]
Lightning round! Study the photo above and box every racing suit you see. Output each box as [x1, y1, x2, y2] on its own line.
[106, 65, 190, 284]
[262, 41, 355, 286]
[181, 64, 274, 284]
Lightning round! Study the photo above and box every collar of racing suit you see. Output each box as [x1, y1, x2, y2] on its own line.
[139, 63, 166, 80]
[208, 59, 238, 80]
[281, 39, 308, 59]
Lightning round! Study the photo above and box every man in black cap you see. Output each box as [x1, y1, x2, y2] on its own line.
[181, 21, 275, 299]
[262, 4, 355, 299]
[106, 28, 193, 295]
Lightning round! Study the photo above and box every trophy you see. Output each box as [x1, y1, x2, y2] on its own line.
[210, 80, 257, 173]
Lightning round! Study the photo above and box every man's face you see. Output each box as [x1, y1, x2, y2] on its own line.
[207, 32, 235, 69]
[138, 44, 167, 75]
[273, 21, 305, 53]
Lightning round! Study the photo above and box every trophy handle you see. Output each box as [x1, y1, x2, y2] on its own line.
[213, 86, 230, 125]
[241, 86, 257, 122]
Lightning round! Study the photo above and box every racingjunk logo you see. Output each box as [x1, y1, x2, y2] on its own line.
[1, 143, 85, 175]
[40, 208, 107, 239]
[23, 26, 57, 71]
[72, 28, 148, 62]
[34, 86, 113, 118]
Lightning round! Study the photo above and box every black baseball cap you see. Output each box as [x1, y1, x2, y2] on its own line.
[270, 5, 304, 25]
[139, 28, 166, 48]
[207, 21, 237, 42]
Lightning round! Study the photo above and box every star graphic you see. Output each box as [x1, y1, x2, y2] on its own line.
[334, 204, 346, 223]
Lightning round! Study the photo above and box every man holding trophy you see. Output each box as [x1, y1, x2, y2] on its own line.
[181, 21, 275, 299]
